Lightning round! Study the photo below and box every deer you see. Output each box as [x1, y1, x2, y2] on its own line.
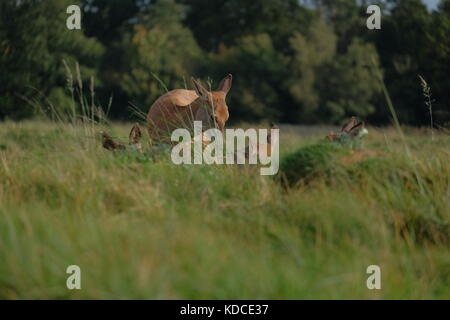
[102, 123, 143, 153]
[101, 74, 232, 152]
[326, 116, 367, 141]
[147, 74, 232, 144]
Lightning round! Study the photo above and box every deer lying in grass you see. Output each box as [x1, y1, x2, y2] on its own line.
[326, 116, 367, 142]
[102, 123, 143, 153]
[325, 116, 384, 164]
[147, 74, 232, 143]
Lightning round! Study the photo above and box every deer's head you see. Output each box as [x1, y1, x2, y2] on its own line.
[192, 74, 232, 132]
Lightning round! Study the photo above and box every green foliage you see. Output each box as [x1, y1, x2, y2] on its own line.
[1, 0, 449, 127]
[279, 143, 338, 186]
[318, 39, 382, 122]
[209, 33, 287, 121]
[82, 0, 141, 44]
[286, 21, 337, 121]
[315, 0, 365, 51]
[286, 22, 382, 123]
[208, 20, 382, 124]
[112, 0, 202, 110]
[425, 0, 450, 125]
[0, 0, 104, 119]
[368, 0, 449, 125]
[180, 0, 313, 52]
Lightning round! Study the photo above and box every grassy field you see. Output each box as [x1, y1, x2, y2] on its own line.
[0, 120, 448, 299]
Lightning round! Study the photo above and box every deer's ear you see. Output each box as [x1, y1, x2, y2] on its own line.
[216, 74, 232, 95]
[192, 78, 209, 101]
[341, 116, 357, 133]
[129, 123, 142, 145]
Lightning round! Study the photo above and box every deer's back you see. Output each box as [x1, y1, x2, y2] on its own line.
[147, 89, 201, 141]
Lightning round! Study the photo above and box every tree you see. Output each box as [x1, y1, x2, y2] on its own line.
[209, 33, 287, 122]
[371, 0, 433, 124]
[286, 21, 337, 122]
[317, 39, 382, 123]
[314, 0, 366, 52]
[82, 0, 141, 45]
[111, 0, 202, 114]
[0, 0, 104, 119]
[286, 20, 381, 123]
[181, 0, 314, 53]
[425, 0, 450, 125]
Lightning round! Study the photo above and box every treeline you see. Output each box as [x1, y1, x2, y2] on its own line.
[1, 0, 449, 126]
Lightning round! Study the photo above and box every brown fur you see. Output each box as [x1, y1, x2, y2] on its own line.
[128, 123, 143, 153]
[327, 117, 365, 141]
[129, 123, 142, 145]
[102, 132, 125, 151]
[102, 123, 143, 153]
[147, 75, 232, 143]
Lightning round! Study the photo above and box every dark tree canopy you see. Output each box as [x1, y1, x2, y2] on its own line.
[0, 0, 449, 126]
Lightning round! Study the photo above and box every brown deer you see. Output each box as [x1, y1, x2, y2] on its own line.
[326, 116, 366, 141]
[147, 74, 232, 143]
[101, 123, 143, 153]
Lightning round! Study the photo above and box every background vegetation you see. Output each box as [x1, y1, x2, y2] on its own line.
[1, 0, 449, 126]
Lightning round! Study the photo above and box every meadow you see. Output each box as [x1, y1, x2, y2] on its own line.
[0, 119, 448, 299]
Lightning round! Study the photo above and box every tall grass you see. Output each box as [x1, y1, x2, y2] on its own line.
[370, 57, 428, 195]
[419, 75, 435, 141]
[0, 120, 448, 299]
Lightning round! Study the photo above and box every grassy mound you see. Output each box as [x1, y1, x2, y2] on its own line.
[279, 141, 449, 246]
[278, 141, 386, 186]
[278, 143, 339, 186]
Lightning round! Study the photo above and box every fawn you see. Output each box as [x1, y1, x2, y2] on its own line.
[102, 123, 143, 153]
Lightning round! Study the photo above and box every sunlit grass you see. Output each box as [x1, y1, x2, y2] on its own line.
[0, 120, 448, 299]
